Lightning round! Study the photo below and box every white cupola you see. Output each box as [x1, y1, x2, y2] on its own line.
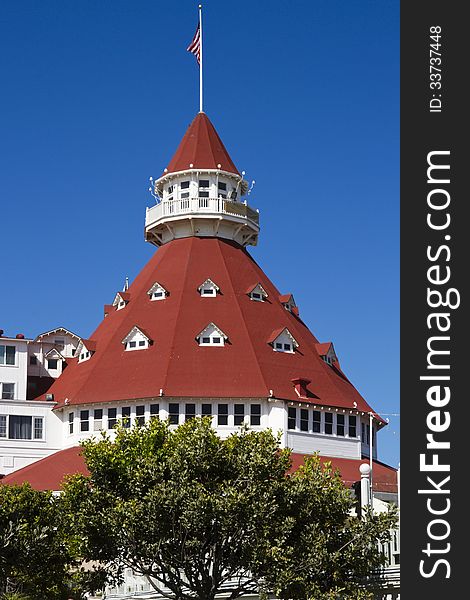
[145, 113, 259, 248]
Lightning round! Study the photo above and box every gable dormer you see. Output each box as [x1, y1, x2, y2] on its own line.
[77, 339, 97, 363]
[279, 293, 297, 313]
[267, 327, 299, 353]
[247, 283, 268, 302]
[196, 323, 228, 346]
[315, 342, 338, 366]
[198, 278, 220, 297]
[44, 348, 65, 375]
[147, 282, 168, 301]
[122, 326, 152, 351]
[113, 291, 131, 311]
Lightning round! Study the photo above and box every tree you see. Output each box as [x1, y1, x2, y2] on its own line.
[63, 417, 396, 600]
[0, 483, 85, 599]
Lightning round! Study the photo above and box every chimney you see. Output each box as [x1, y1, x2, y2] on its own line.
[0, 329, 3, 337]
[291, 377, 311, 398]
[16, 333, 25, 339]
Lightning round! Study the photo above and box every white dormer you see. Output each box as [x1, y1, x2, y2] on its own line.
[113, 291, 130, 311]
[44, 348, 65, 375]
[76, 339, 96, 363]
[196, 323, 228, 346]
[268, 327, 299, 353]
[198, 278, 220, 297]
[315, 342, 338, 366]
[147, 282, 168, 301]
[247, 283, 268, 302]
[279, 293, 297, 313]
[122, 326, 152, 351]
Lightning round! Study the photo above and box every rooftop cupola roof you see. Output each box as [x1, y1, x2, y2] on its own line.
[163, 112, 240, 176]
[145, 113, 259, 248]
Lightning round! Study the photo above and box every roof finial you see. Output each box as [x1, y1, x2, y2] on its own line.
[123, 277, 129, 292]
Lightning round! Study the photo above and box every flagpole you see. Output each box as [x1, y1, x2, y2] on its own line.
[199, 4, 203, 113]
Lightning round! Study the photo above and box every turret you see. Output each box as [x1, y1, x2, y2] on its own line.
[145, 113, 259, 247]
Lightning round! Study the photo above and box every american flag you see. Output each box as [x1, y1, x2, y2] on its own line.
[187, 23, 201, 65]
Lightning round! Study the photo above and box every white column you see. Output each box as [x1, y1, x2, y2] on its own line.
[359, 463, 371, 518]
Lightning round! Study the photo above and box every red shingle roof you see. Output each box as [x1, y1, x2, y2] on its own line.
[40, 237, 382, 422]
[163, 113, 240, 176]
[1, 446, 88, 491]
[2, 448, 396, 494]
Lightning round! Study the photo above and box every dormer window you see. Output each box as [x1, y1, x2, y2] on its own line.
[198, 278, 220, 297]
[147, 282, 168, 301]
[279, 294, 297, 313]
[76, 340, 96, 363]
[44, 348, 65, 373]
[197, 323, 227, 346]
[122, 326, 152, 351]
[247, 283, 268, 302]
[315, 342, 338, 366]
[113, 292, 130, 311]
[268, 328, 299, 353]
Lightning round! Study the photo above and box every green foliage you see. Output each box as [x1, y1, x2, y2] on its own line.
[0, 483, 85, 599]
[63, 417, 396, 600]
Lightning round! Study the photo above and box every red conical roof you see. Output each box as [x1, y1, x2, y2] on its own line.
[163, 113, 240, 176]
[43, 237, 383, 422]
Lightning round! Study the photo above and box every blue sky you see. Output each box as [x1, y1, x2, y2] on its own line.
[0, 0, 399, 466]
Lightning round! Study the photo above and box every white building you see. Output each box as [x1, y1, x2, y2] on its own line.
[0, 327, 81, 475]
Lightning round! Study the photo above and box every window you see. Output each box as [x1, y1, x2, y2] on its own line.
[33, 417, 43, 440]
[300, 409, 309, 432]
[324, 413, 333, 435]
[202, 288, 216, 295]
[348, 415, 357, 438]
[312, 411, 321, 433]
[337, 414, 345, 436]
[54, 338, 65, 350]
[234, 404, 245, 426]
[136, 405, 145, 426]
[372, 426, 377, 449]
[153, 291, 164, 299]
[202, 403, 212, 417]
[94, 409, 103, 431]
[180, 181, 190, 189]
[9, 416, 32, 440]
[0, 415, 6, 438]
[29, 355, 37, 365]
[361, 422, 366, 443]
[80, 410, 89, 432]
[150, 404, 159, 419]
[366, 424, 370, 445]
[218, 403, 228, 426]
[250, 404, 261, 426]
[218, 181, 227, 198]
[1, 383, 14, 400]
[68, 412, 74, 434]
[180, 181, 190, 200]
[108, 408, 117, 429]
[168, 403, 179, 425]
[198, 179, 210, 198]
[197, 323, 226, 346]
[0, 345, 16, 366]
[47, 359, 58, 370]
[270, 329, 298, 353]
[185, 403, 196, 421]
[288, 407, 296, 430]
[248, 284, 267, 302]
[121, 407, 131, 428]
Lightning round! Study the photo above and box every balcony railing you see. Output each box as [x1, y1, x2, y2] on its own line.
[146, 197, 260, 228]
